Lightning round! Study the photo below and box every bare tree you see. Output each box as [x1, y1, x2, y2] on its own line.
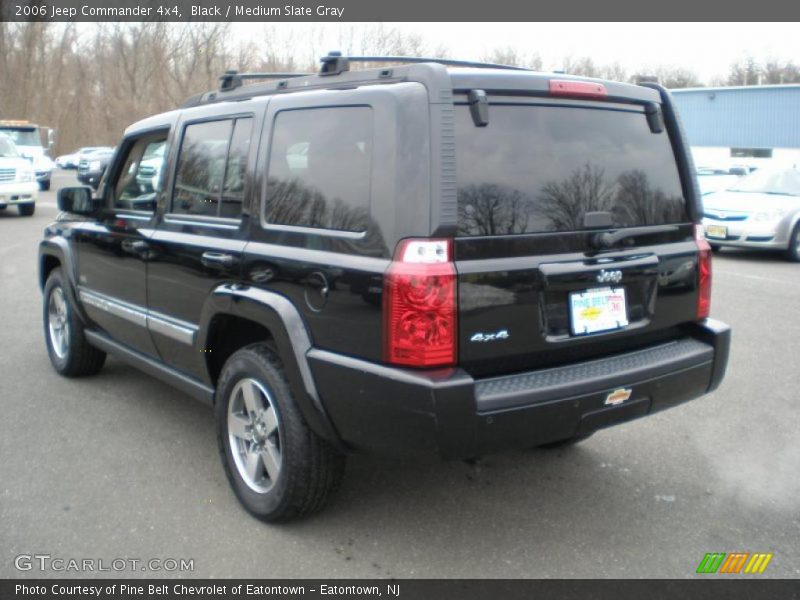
[458, 183, 533, 236]
[762, 59, 800, 85]
[727, 57, 762, 86]
[481, 47, 543, 70]
[536, 164, 615, 231]
[631, 65, 701, 89]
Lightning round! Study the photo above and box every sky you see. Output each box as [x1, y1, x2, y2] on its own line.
[234, 22, 800, 82]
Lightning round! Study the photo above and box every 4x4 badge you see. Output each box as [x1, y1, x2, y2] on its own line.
[605, 388, 632, 405]
[470, 329, 510, 343]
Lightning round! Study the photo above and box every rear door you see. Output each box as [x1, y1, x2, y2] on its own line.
[453, 96, 700, 377]
[145, 103, 264, 380]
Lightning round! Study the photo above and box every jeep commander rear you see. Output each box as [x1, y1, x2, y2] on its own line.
[40, 54, 731, 521]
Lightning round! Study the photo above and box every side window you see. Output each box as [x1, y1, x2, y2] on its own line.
[172, 117, 253, 219]
[113, 132, 168, 212]
[265, 107, 373, 232]
[221, 118, 253, 219]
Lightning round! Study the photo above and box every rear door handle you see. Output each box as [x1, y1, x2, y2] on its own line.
[201, 251, 238, 268]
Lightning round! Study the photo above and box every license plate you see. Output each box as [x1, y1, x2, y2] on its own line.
[569, 287, 629, 336]
[705, 224, 727, 239]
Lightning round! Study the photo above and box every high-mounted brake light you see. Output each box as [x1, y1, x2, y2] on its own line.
[383, 239, 457, 368]
[694, 225, 712, 320]
[549, 79, 608, 100]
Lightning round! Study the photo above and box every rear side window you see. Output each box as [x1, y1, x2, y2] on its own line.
[172, 117, 253, 218]
[265, 107, 373, 233]
[455, 104, 688, 236]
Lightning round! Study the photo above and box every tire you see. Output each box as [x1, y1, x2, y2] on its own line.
[539, 431, 595, 449]
[43, 268, 106, 377]
[18, 203, 35, 217]
[39, 179, 51, 191]
[786, 224, 800, 263]
[215, 343, 345, 522]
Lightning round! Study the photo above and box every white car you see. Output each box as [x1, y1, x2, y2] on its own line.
[0, 133, 38, 216]
[56, 151, 80, 169]
[57, 146, 113, 170]
[134, 142, 166, 192]
[702, 167, 800, 261]
[696, 167, 743, 196]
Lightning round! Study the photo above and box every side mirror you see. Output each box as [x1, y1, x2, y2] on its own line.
[57, 187, 96, 215]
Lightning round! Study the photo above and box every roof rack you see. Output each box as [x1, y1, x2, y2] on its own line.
[219, 70, 311, 92]
[185, 53, 537, 109]
[218, 53, 531, 91]
[319, 51, 533, 76]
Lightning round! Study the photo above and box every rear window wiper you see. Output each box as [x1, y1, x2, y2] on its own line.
[590, 224, 679, 250]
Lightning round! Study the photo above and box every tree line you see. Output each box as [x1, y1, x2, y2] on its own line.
[1, 22, 797, 155]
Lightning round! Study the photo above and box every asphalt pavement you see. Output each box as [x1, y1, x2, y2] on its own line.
[1, 170, 798, 578]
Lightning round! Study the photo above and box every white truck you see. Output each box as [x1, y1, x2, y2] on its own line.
[0, 133, 38, 216]
[0, 120, 55, 191]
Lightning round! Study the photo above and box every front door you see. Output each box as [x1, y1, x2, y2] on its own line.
[73, 129, 171, 356]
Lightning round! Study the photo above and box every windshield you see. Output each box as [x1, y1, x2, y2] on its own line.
[0, 135, 19, 158]
[455, 103, 688, 236]
[727, 169, 800, 196]
[0, 127, 40, 147]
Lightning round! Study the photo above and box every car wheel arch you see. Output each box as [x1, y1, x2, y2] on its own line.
[199, 286, 345, 450]
[39, 241, 91, 326]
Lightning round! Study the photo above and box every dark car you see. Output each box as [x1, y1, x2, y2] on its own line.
[76, 148, 115, 189]
[39, 54, 730, 522]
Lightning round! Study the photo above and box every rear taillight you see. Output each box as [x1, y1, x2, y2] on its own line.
[695, 225, 712, 319]
[383, 239, 457, 368]
[549, 79, 608, 100]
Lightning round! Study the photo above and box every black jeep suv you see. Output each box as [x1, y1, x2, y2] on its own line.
[39, 55, 730, 521]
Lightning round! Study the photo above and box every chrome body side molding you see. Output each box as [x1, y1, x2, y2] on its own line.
[78, 288, 197, 346]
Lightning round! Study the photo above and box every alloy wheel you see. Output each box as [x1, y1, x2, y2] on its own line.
[227, 378, 282, 493]
[48, 287, 70, 359]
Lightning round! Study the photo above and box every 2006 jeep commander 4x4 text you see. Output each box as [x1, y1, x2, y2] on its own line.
[39, 54, 730, 521]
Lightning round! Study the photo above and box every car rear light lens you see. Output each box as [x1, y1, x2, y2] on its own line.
[383, 239, 457, 368]
[549, 79, 608, 100]
[695, 225, 712, 319]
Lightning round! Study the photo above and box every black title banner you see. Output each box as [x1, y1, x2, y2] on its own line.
[2, 579, 800, 600]
[2, 0, 800, 22]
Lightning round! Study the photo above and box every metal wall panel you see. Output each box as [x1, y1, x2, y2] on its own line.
[671, 85, 800, 148]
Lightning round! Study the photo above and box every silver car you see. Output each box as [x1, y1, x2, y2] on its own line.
[702, 167, 800, 262]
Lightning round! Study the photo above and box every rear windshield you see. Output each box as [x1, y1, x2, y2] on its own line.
[455, 103, 688, 236]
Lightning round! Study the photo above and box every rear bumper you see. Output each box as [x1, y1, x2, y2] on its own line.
[309, 319, 731, 459]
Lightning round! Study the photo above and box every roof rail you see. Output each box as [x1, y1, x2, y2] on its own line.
[219, 69, 311, 92]
[184, 55, 536, 109]
[317, 51, 534, 75]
